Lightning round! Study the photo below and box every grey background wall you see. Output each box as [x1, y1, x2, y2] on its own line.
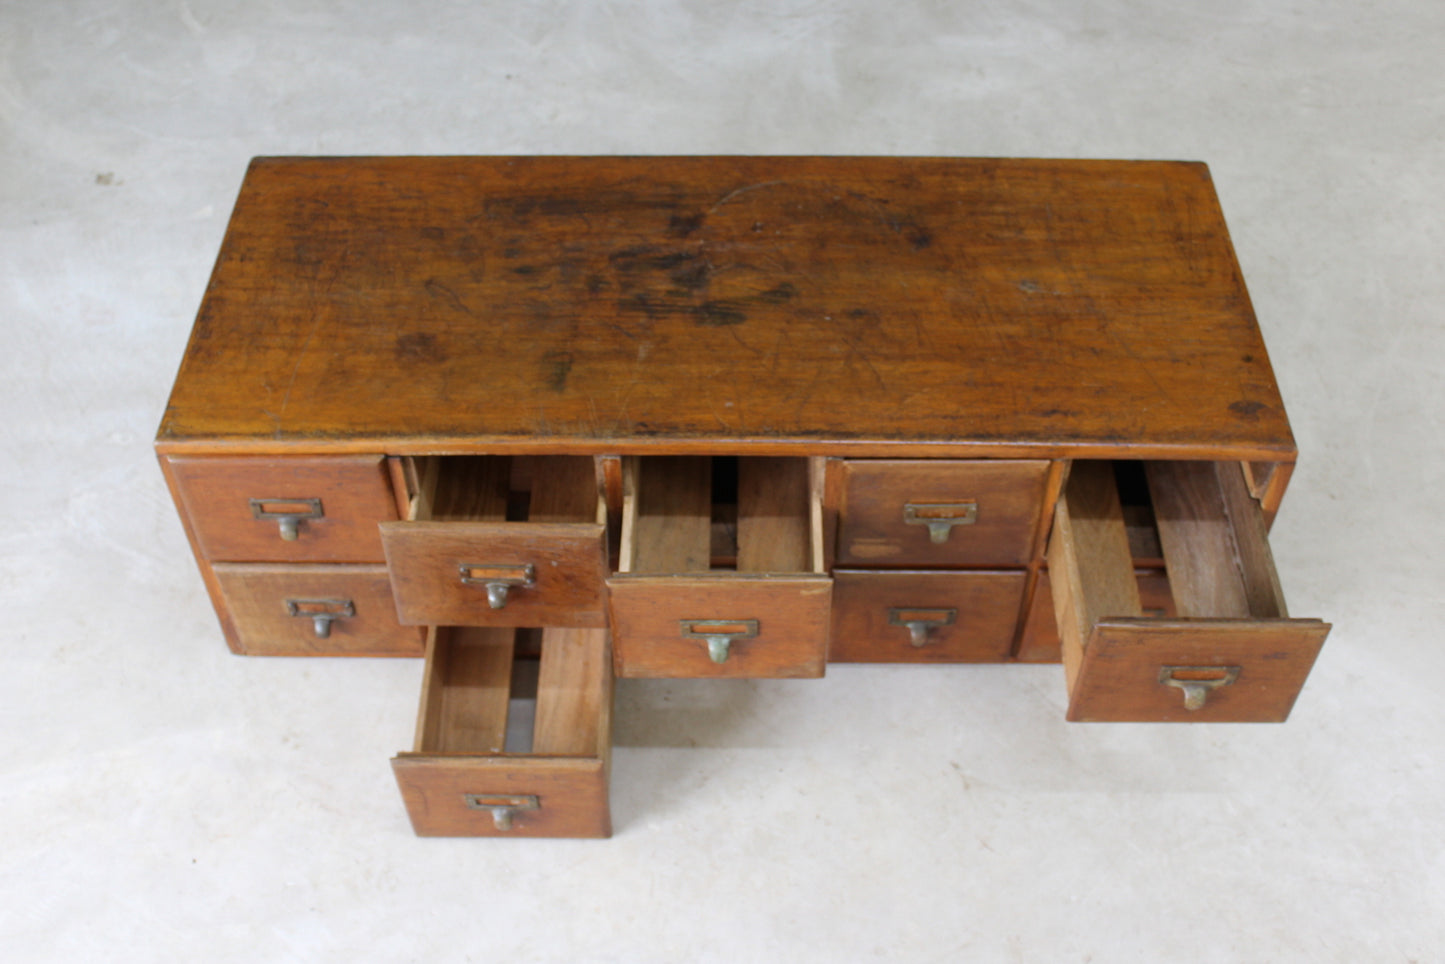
[2, 2, 1441, 960]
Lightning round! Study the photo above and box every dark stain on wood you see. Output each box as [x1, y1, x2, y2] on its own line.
[542, 351, 574, 392]
[424, 279, 473, 315]
[760, 283, 797, 304]
[694, 301, 747, 327]
[668, 212, 705, 237]
[396, 332, 447, 363]
[669, 258, 712, 293]
[1229, 400, 1267, 420]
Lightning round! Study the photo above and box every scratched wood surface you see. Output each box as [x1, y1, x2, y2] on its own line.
[158, 156, 1294, 459]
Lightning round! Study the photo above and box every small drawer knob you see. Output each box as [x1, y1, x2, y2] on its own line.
[903, 501, 978, 544]
[285, 598, 355, 638]
[679, 619, 760, 663]
[1159, 665, 1241, 710]
[464, 793, 539, 831]
[888, 608, 957, 647]
[458, 563, 537, 609]
[251, 497, 324, 542]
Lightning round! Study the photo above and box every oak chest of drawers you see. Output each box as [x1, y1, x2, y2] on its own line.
[158, 156, 1330, 837]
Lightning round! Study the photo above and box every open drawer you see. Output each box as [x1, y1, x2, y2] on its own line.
[608, 456, 831, 679]
[391, 625, 612, 837]
[1049, 461, 1329, 722]
[380, 456, 608, 628]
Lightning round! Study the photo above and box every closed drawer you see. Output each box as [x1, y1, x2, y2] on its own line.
[608, 456, 831, 679]
[167, 455, 398, 563]
[392, 625, 612, 837]
[1049, 461, 1329, 722]
[835, 459, 1050, 567]
[829, 570, 1026, 662]
[212, 563, 424, 656]
[380, 456, 607, 628]
[1016, 569, 1175, 663]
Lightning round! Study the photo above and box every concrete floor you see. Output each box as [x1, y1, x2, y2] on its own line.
[3, 2, 1443, 960]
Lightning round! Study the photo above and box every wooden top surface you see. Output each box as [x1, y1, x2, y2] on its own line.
[158, 156, 1295, 458]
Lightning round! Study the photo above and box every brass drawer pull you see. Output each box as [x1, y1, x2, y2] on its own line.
[458, 563, 537, 609]
[1159, 665, 1241, 710]
[464, 793, 540, 831]
[903, 501, 978, 543]
[285, 597, 355, 638]
[888, 607, 957, 647]
[250, 497, 324, 541]
[679, 619, 759, 664]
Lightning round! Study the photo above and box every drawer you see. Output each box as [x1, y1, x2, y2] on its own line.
[608, 456, 831, 679]
[1049, 461, 1329, 722]
[380, 456, 608, 628]
[829, 570, 1026, 662]
[212, 563, 424, 656]
[392, 625, 612, 837]
[835, 459, 1050, 567]
[1016, 569, 1175, 663]
[167, 455, 398, 563]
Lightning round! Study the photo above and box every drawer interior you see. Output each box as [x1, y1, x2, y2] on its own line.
[618, 455, 824, 576]
[392, 624, 612, 837]
[403, 455, 604, 526]
[1048, 460, 1328, 721]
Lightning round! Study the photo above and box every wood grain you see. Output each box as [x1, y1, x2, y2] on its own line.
[1016, 569, 1176, 663]
[1046, 461, 1143, 692]
[628, 456, 711, 573]
[429, 456, 508, 521]
[736, 457, 810, 573]
[533, 627, 612, 756]
[1146, 460, 1252, 618]
[415, 625, 515, 753]
[157, 156, 1297, 461]
[528, 456, 602, 524]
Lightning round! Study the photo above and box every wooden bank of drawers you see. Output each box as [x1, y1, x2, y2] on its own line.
[166, 450, 1330, 837]
[155, 155, 1334, 839]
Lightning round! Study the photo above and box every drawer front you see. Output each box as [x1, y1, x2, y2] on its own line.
[836, 459, 1049, 567]
[380, 521, 608, 628]
[1016, 570, 1176, 663]
[829, 570, 1026, 662]
[608, 576, 831, 678]
[392, 756, 610, 838]
[169, 455, 398, 563]
[212, 563, 424, 656]
[1067, 620, 1329, 722]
